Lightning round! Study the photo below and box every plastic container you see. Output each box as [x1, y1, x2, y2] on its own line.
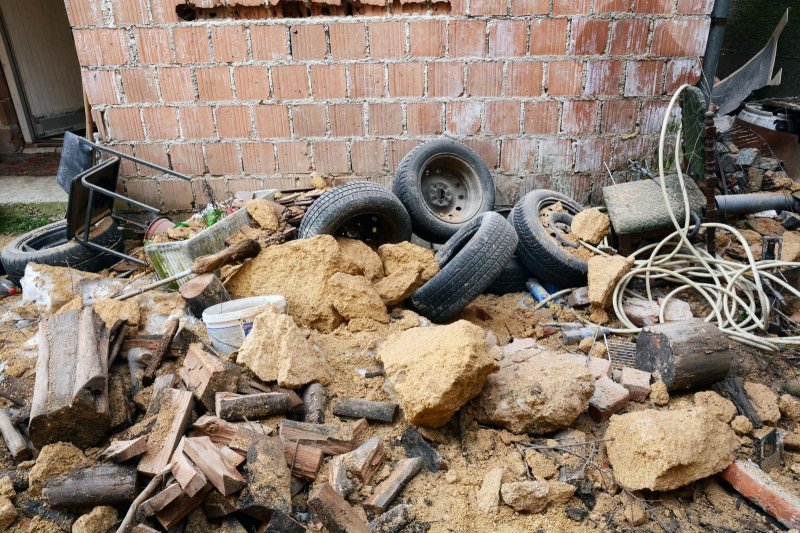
[144, 208, 250, 287]
[0, 278, 18, 299]
[202, 295, 286, 355]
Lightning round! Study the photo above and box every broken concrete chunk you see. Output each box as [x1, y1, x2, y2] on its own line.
[476, 467, 503, 515]
[694, 391, 737, 423]
[327, 273, 388, 323]
[471, 354, 594, 435]
[377, 242, 438, 281]
[589, 376, 630, 421]
[605, 409, 739, 491]
[500, 481, 550, 513]
[620, 367, 651, 402]
[779, 394, 800, 423]
[588, 255, 633, 308]
[72, 505, 118, 533]
[378, 320, 498, 427]
[245, 199, 279, 231]
[744, 382, 781, 426]
[570, 208, 610, 245]
[0, 497, 17, 530]
[731, 415, 753, 435]
[373, 260, 425, 306]
[524, 450, 558, 480]
[335, 237, 385, 282]
[650, 381, 669, 406]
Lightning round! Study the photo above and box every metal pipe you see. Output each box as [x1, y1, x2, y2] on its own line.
[715, 193, 799, 217]
[701, 0, 732, 100]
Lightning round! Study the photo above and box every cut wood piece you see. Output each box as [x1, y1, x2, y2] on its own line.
[220, 446, 246, 467]
[171, 449, 208, 497]
[370, 504, 412, 533]
[332, 398, 398, 423]
[155, 484, 212, 530]
[143, 318, 179, 380]
[43, 464, 137, 509]
[236, 437, 292, 520]
[193, 414, 273, 445]
[309, 482, 370, 533]
[636, 319, 731, 391]
[302, 383, 326, 424]
[138, 388, 194, 477]
[279, 418, 368, 455]
[215, 392, 289, 421]
[29, 308, 111, 449]
[261, 509, 305, 533]
[100, 436, 148, 463]
[181, 343, 241, 410]
[139, 482, 183, 518]
[145, 373, 177, 416]
[183, 436, 247, 496]
[328, 456, 353, 497]
[179, 273, 231, 318]
[364, 457, 423, 513]
[339, 435, 384, 483]
[0, 409, 31, 461]
[284, 441, 324, 480]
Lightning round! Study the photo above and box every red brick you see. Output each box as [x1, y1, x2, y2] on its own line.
[313, 142, 349, 174]
[602, 99, 638, 133]
[229, 178, 266, 196]
[193, 178, 226, 204]
[524, 101, 560, 134]
[570, 19, 610, 55]
[136, 29, 172, 65]
[449, 20, 486, 58]
[665, 58, 702, 93]
[389, 63, 424, 97]
[196, 67, 233, 101]
[610, 19, 650, 55]
[610, 135, 649, 167]
[721, 460, 800, 529]
[120, 69, 158, 103]
[584, 60, 623, 96]
[553, 0, 589, 15]
[589, 376, 630, 421]
[65, 0, 102, 26]
[180, 106, 215, 139]
[151, 0, 181, 23]
[594, 0, 632, 12]
[406, 103, 443, 136]
[105, 109, 142, 142]
[212, 26, 248, 63]
[369, 22, 405, 59]
[500, 139, 537, 173]
[159, 67, 195, 102]
[111, 0, 148, 24]
[640, 100, 675, 134]
[350, 63, 384, 98]
[369, 103, 403, 135]
[464, 139, 499, 170]
[485, 102, 520, 134]
[624, 60, 663, 96]
[487, 21, 526, 59]
[329, 24, 366, 60]
[82, 70, 120, 105]
[241, 143, 276, 174]
[652, 18, 710, 56]
[254, 105, 290, 138]
[233, 66, 269, 100]
[635, 0, 672, 13]
[277, 142, 312, 173]
[174, 27, 211, 64]
[676, 0, 714, 14]
[272, 65, 309, 99]
[292, 105, 327, 137]
[428, 62, 464, 97]
[250, 25, 288, 61]
[136, 143, 169, 174]
[466, 62, 503, 97]
[329, 104, 363, 137]
[507, 62, 544, 96]
[351, 141, 385, 174]
[446, 101, 481, 135]
[310, 65, 347, 99]
[388, 140, 421, 172]
[73, 29, 130, 66]
[160, 179, 194, 211]
[561, 100, 598, 135]
[290, 25, 327, 61]
[575, 138, 612, 172]
[216, 106, 251, 139]
[538, 138, 573, 173]
[530, 19, 568, 55]
[471, 0, 506, 16]
[124, 177, 159, 203]
[410, 20, 446, 57]
[547, 60, 583, 96]
[513, 0, 549, 15]
[205, 143, 242, 175]
[171, 144, 206, 175]
[142, 107, 180, 141]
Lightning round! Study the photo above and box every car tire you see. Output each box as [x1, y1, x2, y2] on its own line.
[485, 256, 530, 295]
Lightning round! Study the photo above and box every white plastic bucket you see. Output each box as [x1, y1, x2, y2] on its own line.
[202, 295, 286, 355]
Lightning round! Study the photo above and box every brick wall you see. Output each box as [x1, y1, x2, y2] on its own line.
[67, 0, 711, 212]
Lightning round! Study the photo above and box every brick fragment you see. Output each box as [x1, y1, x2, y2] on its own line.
[620, 367, 651, 402]
[721, 460, 800, 529]
[651, 18, 710, 57]
[589, 376, 630, 421]
[82, 70, 120, 105]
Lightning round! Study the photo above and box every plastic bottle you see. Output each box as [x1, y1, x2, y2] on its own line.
[0, 278, 18, 299]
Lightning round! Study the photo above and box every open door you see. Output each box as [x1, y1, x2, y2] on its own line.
[0, 0, 84, 143]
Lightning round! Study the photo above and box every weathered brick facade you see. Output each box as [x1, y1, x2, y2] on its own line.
[67, 0, 711, 211]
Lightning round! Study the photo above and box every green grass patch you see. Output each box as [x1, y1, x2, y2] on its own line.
[0, 202, 67, 236]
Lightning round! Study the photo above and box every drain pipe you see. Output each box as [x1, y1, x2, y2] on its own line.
[701, 0, 732, 101]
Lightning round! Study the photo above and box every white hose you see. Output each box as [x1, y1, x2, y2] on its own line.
[588, 83, 800, 351]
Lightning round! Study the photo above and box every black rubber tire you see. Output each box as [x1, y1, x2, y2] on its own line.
[393, 139, 495, 244]
[485, 256, 531, 295]
[511, 189, 587, 288]
[1, 218, 124, 284]
[298, 181, 412, 245]
[411, 212, 518, 322]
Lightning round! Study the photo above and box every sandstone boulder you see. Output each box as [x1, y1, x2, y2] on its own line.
[744, 382, 781, 425]
[694, 391, 737, 423]
[588, 255, 633, 308]
[500, 480, 574, 513]
[779, 394, 800, 423]
[327, 273, 388, 323]
[373, 261, 425, 306]
[28, 442, 91, 496]
[73, 506, 118, 533]
[377, 242, 438, 281]
[335, 238, 385, 282]
[605, 409, 739, 491]
[570, 208, 610, 245]
[245, 199, 279, 231]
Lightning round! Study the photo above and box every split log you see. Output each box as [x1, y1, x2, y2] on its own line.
[100, 436, 148, 463]
[370, 504, 413, 533]
[243, 381, 304, 412]
[332, 398, 398, 423]
[179, 273, 230, 318]
[139, 482, 183, 518]
[283, 441, 323, 480]
[155, 484, 213, 530]
[262, 510, 305, 533]
[137, 388, 194, 477]
[328, 456, 353, 497]
[29, 308, 111, 449]
[143, 318, 179, 380]
[364, 457, 423, 513]
[192, 414, 273, 448]
[220, 446, 246, 467]
[43, 464, 137, 509]
[171, 448, 208, 497]
[635, 319, 731, 391]
[108, 365, 134, 431]
[339, 435, 384, 483]
[0, 409, 31, 461]
[183, 436, 246, 496]
[145, 373, 177, 416]
[279, 418, 368, 455]
[402, 427, 443, 472]
[215, 392, 289, 421]
[308, 483, 370, 533]
[302, 383, 326, 424]
[235, 437, 292, 521]
[180, 344, 241, 410]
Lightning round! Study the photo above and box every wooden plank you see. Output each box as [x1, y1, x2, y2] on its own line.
[43, 465, 137, 509]
[279, 418, 368, 455]
[215, 392, 289, 421]
[308, 483, 370, 533]
[139, 482, 183, 518]
[137, 388, 194, 477]
[0, 409, 31, 461]
[171, 450, 208, 498]
[180, 343, 241, 410]
[221, 446, 246, 467]
[100, 436, 148, 463]
[332, 398, 398, 423]
[155, 484, 212, 530]
[183, 436, 247, 496]
[364, 457, 423, 513]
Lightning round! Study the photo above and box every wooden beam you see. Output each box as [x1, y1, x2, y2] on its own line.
[364, 457, 423, 513]
[43, 465, 137, 509]
[0, 409, 31, 461]
[308, 483, 370, 533]
[138, 388, 194, 477]
[215, 392, 289, 421]
[180, 343, 241, 410]
[279, 418, 368, 455]
[332, 398, 398, 423]
[100, 436, 148, 463]
[183, 436, 247, 496]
